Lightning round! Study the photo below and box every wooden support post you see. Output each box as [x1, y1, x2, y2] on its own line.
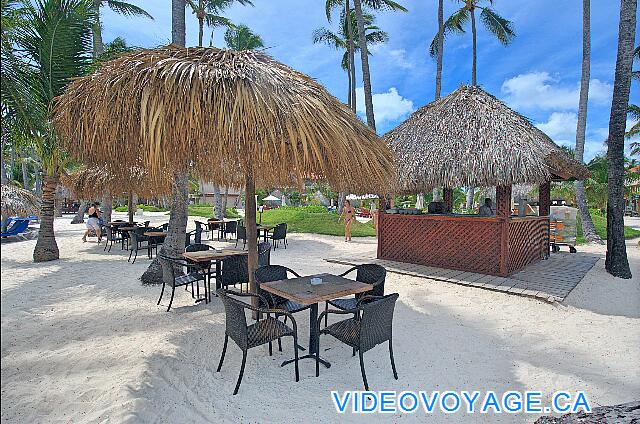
[376, 195, 387, 258]
[128, 192, 134, 223]
[539, 181, 551, 216]
[443, 188, 453, 213]
[495, 185, 512, 218]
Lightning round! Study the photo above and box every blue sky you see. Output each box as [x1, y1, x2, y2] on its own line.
[101, 0, 638, 161]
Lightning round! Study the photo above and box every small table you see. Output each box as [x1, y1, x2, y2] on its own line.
[260, 273, 372, 368]
[182, 249, 248, 301]
[256, 224, 274, 242]
[119, 226, 138, 249]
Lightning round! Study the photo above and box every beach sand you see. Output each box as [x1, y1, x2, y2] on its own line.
[1, 213, 639, 423]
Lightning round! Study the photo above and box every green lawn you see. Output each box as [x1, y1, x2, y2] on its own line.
[576, 210, 640, 244]
[259, 206, 375, 237]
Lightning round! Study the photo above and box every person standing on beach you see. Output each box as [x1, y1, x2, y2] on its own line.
[83, 202, 102, 243]
[339, 199, 356, 242]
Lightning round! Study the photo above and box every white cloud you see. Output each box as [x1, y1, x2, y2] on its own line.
[501, 72, 612, 111]
[356, 87, 414, 124]
[368, 45, 414, 69]
[535, 112, 577, 140]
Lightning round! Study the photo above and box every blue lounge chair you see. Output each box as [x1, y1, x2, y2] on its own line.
[1, 219, 30, 238]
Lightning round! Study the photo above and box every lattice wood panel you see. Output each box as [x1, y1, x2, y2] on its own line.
[378, 215, 503, 275]
[507, 218, 549, 274]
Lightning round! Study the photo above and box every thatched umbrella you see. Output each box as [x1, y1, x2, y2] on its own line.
[1, 184, 40, 217]
[61, 166, 173, 222]
[386, 85, 589, 193]
[53, 45, 394, 289]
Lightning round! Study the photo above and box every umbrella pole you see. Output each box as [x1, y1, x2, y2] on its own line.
[245, 170, 258, 303]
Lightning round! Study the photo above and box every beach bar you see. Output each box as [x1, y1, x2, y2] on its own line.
[378, 86, 590, 277]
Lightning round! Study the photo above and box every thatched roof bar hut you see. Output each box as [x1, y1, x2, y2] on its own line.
[378, 86, 589, 277]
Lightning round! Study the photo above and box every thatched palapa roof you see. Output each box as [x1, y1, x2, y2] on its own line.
[53, 45, 394, 193]
[385, 86, 590, 192]
[61, 166, 173, 200]
[1, 184, 40, 216]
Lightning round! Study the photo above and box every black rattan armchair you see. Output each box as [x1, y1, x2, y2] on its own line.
[236, 224, 247, 249]
[324, 264, 386, 327]
[269, 223, 288, 249]
[216, 289, 300, 395]
[128, 229, 151, 264]
[195, 220, 209, 239]
[317, 293, 399, 390]
[158, 254, 207, 311]
[223, 220, 238, 240]
[185, 243, 216, 286]
[219, 253, 249, 292]
[103, 225, 121, 252]
[257, 241, 271, 267]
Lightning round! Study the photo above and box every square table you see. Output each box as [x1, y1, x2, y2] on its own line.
[256, 224, 274, 242]
[182, 248, 248, 302]
[260, 273, 372, 368]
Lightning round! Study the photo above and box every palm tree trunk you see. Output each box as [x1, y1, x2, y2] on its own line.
[21, 156, 30, 190]
[352, 0, 376, 130]
[432, 187, 441, 202]
[92, 0, 104, 57]
[0, 154, 8, 185]
[128, 192, 134, 222]
[34, 164, 42, 197]
[222, 186, 229, 216]
[435, 0, 444, 98]
[198, 14, 204, 47]
[470, 7, 477, 86]
[71, 201, 88, 224]
[346, 0, 357, 113]
[102, 190, 112, 223]
[141, 170, 189, 284]
[575, 0, 601, 243]
[213, 185, 223, 219]
[347, 65, 352, 108]
[33, 174, 60, 262]
[465, 186, 475, 210]
[172, 0, 186, 47]
[605, 0, 635, 279]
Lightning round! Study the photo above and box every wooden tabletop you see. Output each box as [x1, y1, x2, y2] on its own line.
[256, 224, 274, 230]
[260, 273, 372, 306]
[207, 219, 225, 224]
[108, 221, 135, 226]
[119, 226, 138, 231]
[144, 232, 167, 237]
[182, 248, 248, 263]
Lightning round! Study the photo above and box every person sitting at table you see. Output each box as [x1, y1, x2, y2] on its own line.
[478, 198, 495, 217]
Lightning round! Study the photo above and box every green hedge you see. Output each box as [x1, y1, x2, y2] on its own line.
[259, 206, 375, 237]
[114, 204, 167, 212]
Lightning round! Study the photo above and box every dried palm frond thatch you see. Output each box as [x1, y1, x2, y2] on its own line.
[385, 86, 590, 192]
[1, 184, 40, 217]
[52, 45, 395, 193]
[61, 166, 172, 200]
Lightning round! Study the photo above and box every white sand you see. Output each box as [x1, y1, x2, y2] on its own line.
[1, 213, 639, 423]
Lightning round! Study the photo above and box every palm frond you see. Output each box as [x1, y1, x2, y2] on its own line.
[105, 0, 153, 19]
[429, 7, 468, 57]
[325, 0, 343, 22]
[479, 7, 515, 45]
[205, 13, 231, 28]
[362, 0, 407, 13]
[312, 27, 345, 49]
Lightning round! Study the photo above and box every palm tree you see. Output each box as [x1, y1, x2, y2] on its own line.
[225, 24, 263, 50]
[430, 0, 514, 86]
[12, 0, 94, 262]
[325, 0, 407, 130]
[142, 0, 187, 283]
[91, 0, 151, 57]
[186, 0, 253, 48]
[313, 10, 388, 110]
[430, 0, 514, 209]
[325, 0, 357, 113]
[572, 0, 602, 243]
[605, 0, 636, 279]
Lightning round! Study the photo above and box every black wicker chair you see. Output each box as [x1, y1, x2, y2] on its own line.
[195, 220, 209, 239]
[269, 223, 288, 249]
[236, 224, 247, 249]
[317, 293, 400, 390]
[216, 289, 300, 395]
[208, 221, 222, 240]
[324, 264, 386, 327]
[103, 225, 122, 252]
[158, 254, 207, 311]
[219, 253, 249, 292]
[128, 229, 151, 264]
[223, 220, 238, 240]
[257, 241, 271, 267]
[185, 243, 216, 286]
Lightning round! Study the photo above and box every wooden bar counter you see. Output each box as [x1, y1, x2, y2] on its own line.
[377, 213, 549, 277]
